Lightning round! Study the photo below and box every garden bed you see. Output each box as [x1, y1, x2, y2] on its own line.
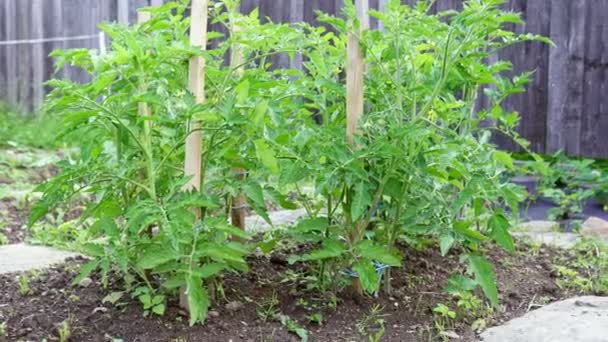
[512, 175, 608, 230]
[0, 241, 587, 342]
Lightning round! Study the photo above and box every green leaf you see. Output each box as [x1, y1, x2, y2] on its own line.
[186, 274, 209, 326]
[102, 291, 124, 305]
[243, 181, 271, 224]
[444, 275, 478, 294]
[254, 139, 279, 174]
[356, 240, 401, 266]
[28, 200, 49, 227]
[296, 239, 345, 262]
[453, 220, 488, 242]
[488, 211, 514, 252]
[192, 263, 226, 279]
[72, 260, 99, 286]
[253, 100, 268, 127]
[152, 303, 166, 316]
[137, 245, 177, 269]
[353, 261, 379, 294]
[351, 182, 371, 222]
[468, 255, 498, 307]
[439, 234, 455, 256]
[235, 79, 249, 104]
[493, 151, 514, 169]
[292, 218, 328, 234]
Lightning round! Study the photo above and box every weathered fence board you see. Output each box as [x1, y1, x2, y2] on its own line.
[1, 0, 607, 158]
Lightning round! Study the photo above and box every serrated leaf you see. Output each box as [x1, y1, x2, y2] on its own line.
[252, 100, 268, 127]
[72, 260, 99, 286]
[292, 218, 328, 234]
[351, 182, 371, 222]
[357, 240, 401, 266]
[453, 220, 488, 242]
[488, 211, 514, 252]
[254, 139, 279, 174]
[235, 79, 249, 104]
[187, 274, 209, 326]
[297, 239, 345, 262]
[440, 234, 455, 256]
[102, 291, 124, 305]
[353, 261, 379, 294]
[193, 263, 226, 279]
[137, 245, 177, 269]
[469, 255, 498, 307]
[444, 275, 478, 294]
[493, 151, 514, 169]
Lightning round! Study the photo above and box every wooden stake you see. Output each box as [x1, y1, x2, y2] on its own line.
[229, 25, 248, 234]
[181, 0, 208, 310]
[346, 0, 369, 296]
[346, 0, 369, 146]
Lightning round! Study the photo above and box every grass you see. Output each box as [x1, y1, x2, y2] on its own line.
[0, 105, 62, 149]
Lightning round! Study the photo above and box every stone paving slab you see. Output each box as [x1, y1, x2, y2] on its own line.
[246, 209, 308, 233]
[0, 243, 80, 274]
[480, 296, 608, 342]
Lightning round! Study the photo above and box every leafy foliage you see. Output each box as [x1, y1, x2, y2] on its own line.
[282, 0, 541, 301]
[32, 1, 306, 325]
[32, 0, 548, 323]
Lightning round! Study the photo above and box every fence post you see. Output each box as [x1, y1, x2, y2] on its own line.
[346, 0, 369, 146]
[118, 0, 129, 24]
[180, 0, 208, 310]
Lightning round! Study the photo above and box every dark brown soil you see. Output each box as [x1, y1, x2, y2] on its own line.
[0, 240, 587, 342]
[0, 199, 29, 244]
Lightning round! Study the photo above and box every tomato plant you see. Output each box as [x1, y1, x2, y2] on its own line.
[282, 0, 548, 303]
[31, 0, 550, 324]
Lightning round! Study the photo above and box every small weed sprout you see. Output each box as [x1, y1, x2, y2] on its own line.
[554, 266, 593, 292]
[356, 305, 387, 339]
[256, 292, 280, 323]
[307, 313, 323, 326]
[57, 315, 74, 342]
[432, 304, 457, 337]
[18, 274, 30, 296]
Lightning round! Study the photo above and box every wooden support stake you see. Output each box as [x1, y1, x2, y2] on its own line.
[180, 0, 208, 310]
[346, 0, 369, 146]
[346, 0, 369, 296]
[230, 25, 247, 234]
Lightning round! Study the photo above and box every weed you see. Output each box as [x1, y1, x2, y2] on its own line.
[18, 274, 30, 296]
[307, 313, 323, 326]
[56, 315, 74, 342]
[135, 287, 166, 317]
[256, 291, 280, 323]
[432, 303, 456, 337]
[278, 314, 308, 342]
[0, 322, 6, 337]
[568, 239, 608, 294]
[356, 304, 387, 339]
[554, 266, 593, 292]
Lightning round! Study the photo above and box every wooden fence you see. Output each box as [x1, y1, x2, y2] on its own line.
[1, 0, 607, 158]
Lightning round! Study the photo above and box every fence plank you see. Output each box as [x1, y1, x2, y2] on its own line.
[582, 0, 608, 157]
[546, 0, 570, 154]
[563, 1, 587, 155]
[0, 1, 6, 102]
[31, 0, 45, 110]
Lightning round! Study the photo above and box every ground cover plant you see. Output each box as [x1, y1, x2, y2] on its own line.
[28, 0, 552, 331]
